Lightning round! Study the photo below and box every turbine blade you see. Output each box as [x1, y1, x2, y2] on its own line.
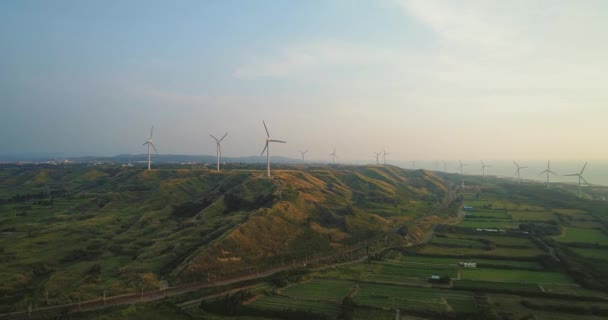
[150, 126, 154, 139]
[151, 143, 158, 154]
[580, 162, 587, 174]
[513, 160, 519, 167]
[263, 121, 269, 138]
[581, 176, 590, 185]
[142, 142, 148, 146]
[261, 142, 268, 156]
[539, 170, 548, 175]
[269, 139, 286, 143]
[210, 134, 219, 142]
[219, 132, 228, 142]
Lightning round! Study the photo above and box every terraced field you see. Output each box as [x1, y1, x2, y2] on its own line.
[460, 269, 574, 284]
[248, 295, 339, 316]
[555, 227, 608, 245]
[281, 279, 354, 302]
[354, 283, 477, 313]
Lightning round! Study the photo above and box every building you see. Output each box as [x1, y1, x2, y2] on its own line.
[459, 262, 477, 268]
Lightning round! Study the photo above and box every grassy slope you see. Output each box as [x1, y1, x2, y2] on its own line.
[0, 164, 447, 310]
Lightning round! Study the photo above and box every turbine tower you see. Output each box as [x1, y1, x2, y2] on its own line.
[330, 148, 337, 164]
[458, 160, 466, 188]
[442, 160, 447, 172]
[480, 161, 490, 177]
[513, 160, 527, 183]
[382, 149, 390, 165]
[411, 161, 416, 169]
[261, 121, 286, 178]
[539, 160, 558, 188]
[142, 126, 158, 171]
[564, 162, 589, 198]
[298, 149, 309, 162]
[210, 132, 228, 172]
[374, 152, 382, 165]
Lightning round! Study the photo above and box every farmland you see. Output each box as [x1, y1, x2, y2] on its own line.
[555, 227, 608, 245]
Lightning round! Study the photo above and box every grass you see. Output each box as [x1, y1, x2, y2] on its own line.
[570, 247, 608, 260]
[555, 227, 608, 245]
[417, 244, 543, 258]
[510, 211, 555, 221]
[453, 280, 542, 292]
[248, 295, 339, 316]
[281, 279, 354, 302]
[388, 254, 543, 269]
[460, 269, 574, 284]
[354, 283, 476, 313]
[457, 220, 519, 229]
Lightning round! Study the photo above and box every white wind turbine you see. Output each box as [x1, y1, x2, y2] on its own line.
[513, 160, 527, 183]
[382, 149, 390, 165]
[210, 132, 228, 172]
[261, 121, 286, 178]
[374, 152, 382, 165]
[330, 148, 337, 164]
[142, 126, 158, 171]
[298, 149, 309, 163]
[564, 162, 589, 198]
[458, 160, 467, 188]
[539, 160, 558, 188]
[480, 161, 490, 177]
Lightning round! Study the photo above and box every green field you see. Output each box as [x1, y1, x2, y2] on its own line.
[417, 244, 543, 258]
[354, 283, 477, 313]
[457, 220, 519, 229]
[555, 227, 608, 245]
[248, 295, 339, 316]
[510, 211, 555, 221]
[460, 269, 574, 284]
[570, 247, 608, 260]
[464, 211, 511, 220]
[281, 279, 354, 302]
[454, 280, 542, 292]
[385, 253, 543, 269]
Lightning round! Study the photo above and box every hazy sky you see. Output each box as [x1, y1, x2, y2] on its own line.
[1, 0, 607, 161]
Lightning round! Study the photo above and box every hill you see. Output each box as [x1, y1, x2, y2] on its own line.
[0, 164, 452, 311]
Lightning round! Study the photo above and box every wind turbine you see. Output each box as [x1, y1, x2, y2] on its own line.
[480, 161, 490, 177]
[382, 149, 390, 165]
[210, 132, 228, 172]
[261, 121, 286, 178]
[513, 160, 527, 183]
[298, 149, 309, 162]
[458, 160, 466, 188]
[442, 160, 447, 172]
[411, 161, 416, 169]
[142, 126, 158, 171]
[374, 152, 382, 165]
[330, 148, 337, 164]
[458, 160, 466, 175]
[539, 160, 558, 188]
[564, 162, 589, 198]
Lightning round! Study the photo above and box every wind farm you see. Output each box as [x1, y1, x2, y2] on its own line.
[3, 1, 608, 319]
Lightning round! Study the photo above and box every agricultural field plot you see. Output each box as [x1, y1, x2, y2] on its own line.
[457, 220, 519, 229]
[460, 269, 574, 285]
[555, 227, 608, 245]
[540, 284, 608, 298]
[366, 261, 457, 283]
[248, 295, 339, 317]
[436, 233, 536, 248]
[281, 279, 354, 302]
[354, 283, 477, 313]
[552, 208, 587, 216]
[567, 219, 604, 229]
[463, 210, 511, 220]
[416, 244, 543, 258]
[453, 280, 542, 293]
[570, 247, 608, 260]
[430, 237, 486, 248]
[485, 200, 545, 211]
[390, 254, 543, 270]
[486, 293, 608, 320]
[510, 211, 555, 221]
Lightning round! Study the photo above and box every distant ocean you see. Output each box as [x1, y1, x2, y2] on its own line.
[393, 160, 608, 187]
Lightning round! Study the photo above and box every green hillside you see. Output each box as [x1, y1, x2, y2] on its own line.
[0, 164, 450, 311]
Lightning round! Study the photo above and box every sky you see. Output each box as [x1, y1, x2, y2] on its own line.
[1, 0, 607, 162]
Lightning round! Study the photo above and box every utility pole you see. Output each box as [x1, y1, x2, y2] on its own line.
[45, 290, 49, 306]
[103, 291, 106, 305]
